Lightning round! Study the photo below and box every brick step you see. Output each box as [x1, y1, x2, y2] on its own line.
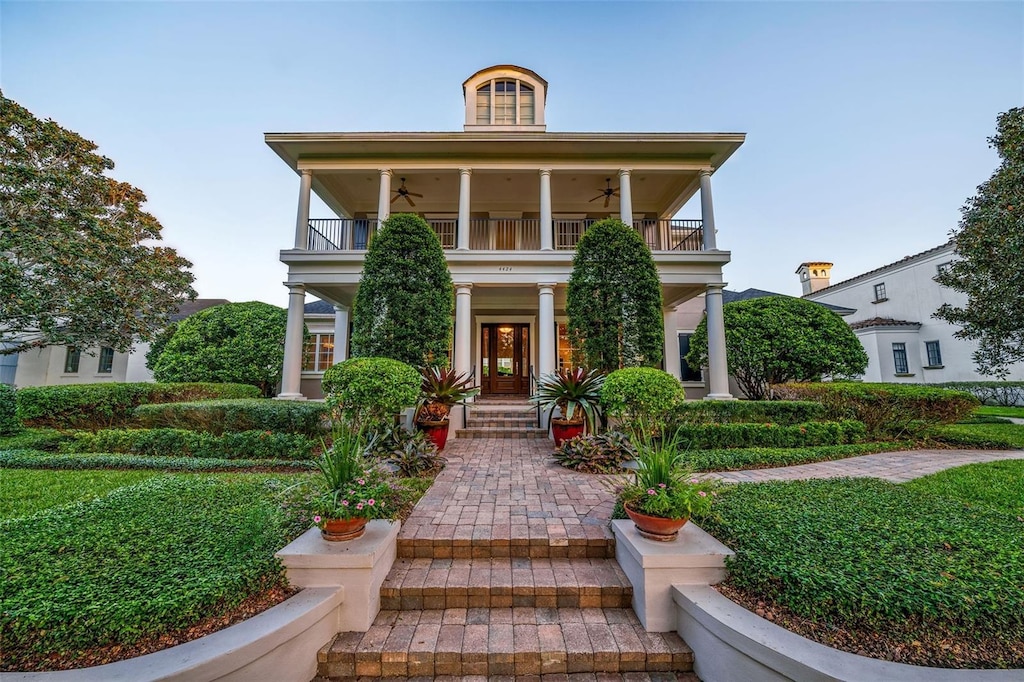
[457, 427, 550, 439]
[398, 534, 615, 560]
[317, 607, 693, 678]
[468, 407, 538, 417]
[313, 673, 697, 682]
[466, 413, 539, 424]
[381, 557, 633, 610]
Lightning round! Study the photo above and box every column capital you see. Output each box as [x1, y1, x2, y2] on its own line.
[454, 282, 474, 292]
[300, 168, 313, 177]
[538, 168, 552, 177]
[284, 282, 306, 294]
[699, 168, 713, 178]
[705, 282, 728, 292]
[379, 168, 393, 177]
[537, 282, 557, 294]
[459, 167, 473, 176]
[618, 168, 633, 177]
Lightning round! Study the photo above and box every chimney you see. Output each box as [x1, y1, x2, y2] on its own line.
[796, 262, 833, 296]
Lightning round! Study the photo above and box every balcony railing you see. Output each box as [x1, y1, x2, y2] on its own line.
[304, 218, 703, 252]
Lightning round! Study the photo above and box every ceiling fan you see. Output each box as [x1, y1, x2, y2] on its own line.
[589, 178, 619, 208]
[391, 177, 422, 207]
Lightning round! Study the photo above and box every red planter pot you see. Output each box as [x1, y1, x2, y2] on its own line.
[624, 506, 689, 542]
[417, 420, 450, 451]
[320, 517, 369, 542]
[551, 419, 585, 447]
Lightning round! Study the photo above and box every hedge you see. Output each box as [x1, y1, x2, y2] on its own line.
[773, 382, 978, 439]
[0, 449, 314, 472]
[669, 400, 824, 427]
[0, 428, 74, 452]
[672, 420, 865, 450]
[935, 381, 1024, 407]
[15, 382, 260, 430]
[679, 442, 912, 472]
[133, 399, 328, 436]
[0, 384, 20, 435]
[601, 368, 685, 430]
[321, 357, 420, 430]
[62, 428, 317, 461]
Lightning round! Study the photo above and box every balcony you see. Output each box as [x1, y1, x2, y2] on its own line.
[305, 218, 704, 252]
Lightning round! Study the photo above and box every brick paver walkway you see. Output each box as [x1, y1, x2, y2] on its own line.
[708, 448, 1023, 484]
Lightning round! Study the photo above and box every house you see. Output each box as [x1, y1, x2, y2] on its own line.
[3, 299, 229, 388]
[271, 65, 745, 425]
[799, 243, 1024, 382]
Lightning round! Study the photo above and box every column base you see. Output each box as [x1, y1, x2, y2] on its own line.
[703, 393, 736, 401]
[275, 393, 308, 401]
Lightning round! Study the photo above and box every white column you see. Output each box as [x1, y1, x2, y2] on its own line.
[699, 169, 717, 250]
[457, 168, 472, 250]
[377, 169, 393, 224]
[539, 169, 553, 250]
[663, 307, 681, 379]
[452, 283, 473, 430]
[704, 284, 733, 400]
[278, 283, 307, 400]
[293, 169, 313, 248]
[618, 168, 633, 225]
[538, 283, 557, 430]
[332, 305, 349, 364]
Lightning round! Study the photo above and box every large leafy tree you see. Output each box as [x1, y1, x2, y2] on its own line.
[566, 218, 663, 371]
[150, 302, 289, 397]
[0, 93, 195, 355]
[934, 107, 1024, 377]
[351, 213, 454, 367]
[686, 296, 868, 400]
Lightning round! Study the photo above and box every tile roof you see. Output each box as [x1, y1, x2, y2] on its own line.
[849, 317, 922, 330]
[723, 288, 856, 315]
[806, 241, 954, 297]
[305, 300, 336, 315]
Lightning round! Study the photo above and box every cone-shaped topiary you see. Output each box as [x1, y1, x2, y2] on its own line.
[351, 214, 454, 367]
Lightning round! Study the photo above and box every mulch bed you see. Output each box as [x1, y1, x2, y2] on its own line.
[7, 585, 298, 672]
[715, 583, 1024, 669]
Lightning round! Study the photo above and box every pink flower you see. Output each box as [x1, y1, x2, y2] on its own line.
[356, 502, 364, 510]
[367, 499, 376, 506]
[357, 479, 365, 485]
[341, 500, 349, 506]
[690, 478, 699, 484]
[313, 515, 321, 523]
[698, 491, 708, 497]
[658, 483, 667, 489]
[647, 489, 656, 495]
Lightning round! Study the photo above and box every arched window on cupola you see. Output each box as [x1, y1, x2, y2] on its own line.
[476, 80, 535, 125]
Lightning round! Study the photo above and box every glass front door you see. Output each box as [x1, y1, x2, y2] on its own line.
[481, 323, 529, 395]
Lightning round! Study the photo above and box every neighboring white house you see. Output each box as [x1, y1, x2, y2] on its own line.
[272, 64, 745, 419]
[4, 299, 229, 388]
[800, 242, 1024, 383]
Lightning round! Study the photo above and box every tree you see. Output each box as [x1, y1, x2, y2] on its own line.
[150, 302, 289, 397]
[350, 213, 453, 367]
[686, 296, 868, 400]
[566, 218, 663, 371]
[934, 107, 1024, 377]
[0, 93, 195, 355]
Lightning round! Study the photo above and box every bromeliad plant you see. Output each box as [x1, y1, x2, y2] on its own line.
[618, 429, 718, 520]
[415, 366, 480, 423]
[529, 367, 605, 432]
[311, 428, 395, 524]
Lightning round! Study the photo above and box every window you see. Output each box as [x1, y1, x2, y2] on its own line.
[873, 282, 887, 302]
[302, 333, 334, 372]
[64, 347, 81, 374]
[98, 347, 114, 374]
[678, 334, 703, 382]
[925, 341, 942, 367]
[556, 323, 580, 371]
[892, 342, 909, 374]
[936, 262, 953, 276]
[475, 80, 535, 125]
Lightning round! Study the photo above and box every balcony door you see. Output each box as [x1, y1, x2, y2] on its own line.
[481, 323, 530, 395]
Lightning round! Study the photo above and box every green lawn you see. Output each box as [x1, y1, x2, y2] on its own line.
[977, 405, 1024, 419]
[929, 422, 1024, 449]
[0, 469, 163, 519]
[697, 461, 1024, 668]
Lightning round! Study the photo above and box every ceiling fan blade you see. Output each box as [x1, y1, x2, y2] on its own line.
[407, 192, 424, 198]
[604, 196, 610, 208]
[391, 194, 401, 203]
[588, 195, 603, 203]
[612, 190, 620, 197]
[405, 196, 416, 207]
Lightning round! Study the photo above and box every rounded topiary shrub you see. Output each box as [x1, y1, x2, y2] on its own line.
[0, 383, 21, 436]
[601, 367, 685, 433]
[322, 357, 420, 430]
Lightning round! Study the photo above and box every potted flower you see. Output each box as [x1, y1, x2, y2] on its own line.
[618, 430, 717, 542]
[529, 367, 605, 446]
[414, 366, 479, 451]
[311, 428, 396, 541]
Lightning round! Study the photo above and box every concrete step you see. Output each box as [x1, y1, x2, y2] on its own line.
[380, 557, 633, 611]
[457, 427, 549, 439]
[316, 607, 693, 678]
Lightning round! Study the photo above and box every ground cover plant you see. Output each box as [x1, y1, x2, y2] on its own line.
[0, 450, 314, 473]
[904, 460, 1024, 515]
[927, 422, 1024, 449]
[553, 431, 636, 473]
[1, 474, 308, 671]
[0, 469, 162, 519]
[697, 474, 1024, 668]
[678, 442, 913, 472]
[976, 405, 1024, 419]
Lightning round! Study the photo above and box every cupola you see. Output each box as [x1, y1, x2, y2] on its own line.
[463, 65, 547, 132]
[796, 262, 833, 296]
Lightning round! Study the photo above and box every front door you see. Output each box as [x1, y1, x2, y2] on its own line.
[481, 323, 530, 395]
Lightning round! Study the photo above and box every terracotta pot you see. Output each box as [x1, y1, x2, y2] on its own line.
[551, 418, 585, 447]
[417, 419, 450, 451]
[320, 516, 369, 542]
[624, 505, 689, 542]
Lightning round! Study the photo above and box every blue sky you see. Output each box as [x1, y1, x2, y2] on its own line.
[3, 1, 1021, 307]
